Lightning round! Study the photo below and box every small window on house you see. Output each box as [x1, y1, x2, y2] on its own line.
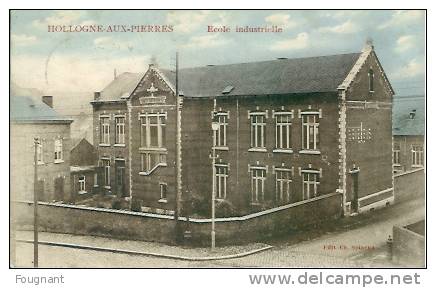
[100, 116, 110, 145]
[369, 69, 374, 92]
[302, 169, 320, 200]
[393, 143, 401, 166]
[275, 168, 292, 203]
[275, 112, 292, 150]
[115, 116, 125, 145]
[78, 175, 86, 194]
[160, 183, 167, 200]
[213, 112, 228, 148]
[94, 173, 99, 187]
[215, 164, 228, 199]
[250, 166, 266, 203]
[249, 112, 266, 149]
[301, 113, 320, 151]
[101, 159, 111, 188]
[412, 145, 424, 167]
[36, 139, 44, 164]
[54, 139, 63, 163]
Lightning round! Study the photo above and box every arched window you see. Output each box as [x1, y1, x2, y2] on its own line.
[369, 69, 374, 92]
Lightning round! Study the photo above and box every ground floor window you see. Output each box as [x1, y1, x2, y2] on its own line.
[393, 143, 401, 166]
[101, 159, 111, 188]
[78, 175, 86, 194]
[215, 164, 228, 199]
[250, 167, 266, 203]
[141, 152, 167, 174]
[412, 145, 423, 167]
[275, 168, 292, 203]
[160, 183, 167, 200]
[302, 170, 320, 200]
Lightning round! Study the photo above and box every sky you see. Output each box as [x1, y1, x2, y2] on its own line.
[10, 10, 425, 96]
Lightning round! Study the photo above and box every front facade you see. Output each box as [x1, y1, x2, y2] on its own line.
[92, 42, 394, 217]
[10, 96, 73, 202]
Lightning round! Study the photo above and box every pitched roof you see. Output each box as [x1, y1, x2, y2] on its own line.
[10, 95, 73, 123]
[393, 95, 425, 136]
[159, 52, 361, 97]
[98, 72, 143, 101]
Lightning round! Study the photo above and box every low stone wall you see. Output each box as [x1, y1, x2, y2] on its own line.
[13, 192, 342, 246]
[394, 168, 425, 203]
[392, 220, 425, 267]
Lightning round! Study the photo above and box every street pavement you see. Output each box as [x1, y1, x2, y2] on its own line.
[13, 197, 425, 268]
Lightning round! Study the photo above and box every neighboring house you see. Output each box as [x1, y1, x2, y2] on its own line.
[393, 96, 425, 173]
[10, 95, 73, 202]
[91, 42, 394, 216]
[70, 138, 98, 201]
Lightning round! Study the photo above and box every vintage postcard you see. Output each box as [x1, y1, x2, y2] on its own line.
[9, 10, 425, 271]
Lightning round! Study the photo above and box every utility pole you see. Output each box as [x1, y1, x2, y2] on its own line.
[174, 52, 182, 243]
[33, 138, 39, 268]
[210, 99, 219, 250]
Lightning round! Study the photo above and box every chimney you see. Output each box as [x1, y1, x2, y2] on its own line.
[42, 96, 53, 108]
[94, 92, 101, 100]
[409, 109, 416, 119]
[362, 37, 374, 52]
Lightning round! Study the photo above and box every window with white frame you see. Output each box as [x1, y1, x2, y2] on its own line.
[302, 113, 320, 150]
[302, 170, 320, 200]
[140, 152, 167, 174]
[101, 159, 111, 188]
[250, 112, 266, 149]
[78, 175, 86, 193]
[160, 183, 167, 200]
[214, 112, 228, 148]
[250, 166, 266, 203]
[140, 113, 166, 148]
[115, 116, 125, 144]
[275, 168, 292, 203]
[369, 69, 374, 92]
[36, 139, 43, 164]
[215, 164, 228, 199]
[275, 112, 292, 150]
[94, 172, 98, 187]
[393, 143, 401, 166]
[100, 116, 110, 145]
[412, 145, 423, 167]
[54, 139, 63, 162]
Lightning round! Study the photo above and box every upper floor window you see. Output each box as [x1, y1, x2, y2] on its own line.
[36, 139, 44, 164]
[302, 169, 320, 200]
[275, 167, 292, 203]
[412, 145, 424, 167]
[100, 116, 110, 145]
[393, 143, 401, 166]
[215, 164, 228, 199]
[275, 112, 292, 150]
[250, 166, 266, 203]
[302, 112, 320, 151]
[54, 139, 63, 162]
[140, 113, 166, 148]
[249, 112, 266, 149]
[115, 116, 125, 145]
[213, 112, 228, 148]
[369, 69, 374, 92]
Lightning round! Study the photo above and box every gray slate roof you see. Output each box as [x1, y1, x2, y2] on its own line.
[10, 95, 73, 123]
[160, 52, 361, 97]
[393, 96, 425, 136]
[99, 72, 143, 101]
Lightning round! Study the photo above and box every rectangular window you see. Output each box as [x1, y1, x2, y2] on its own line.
[250, 113, 266, 149]
[412, 145, 424, 167]
[115, 116, 125, 144]
[250, 167, 266, 203]
[215, 164, 228, 199]
[302, 170, 320, 200]
[36, 140, 43, 164]
[78, 176, 86, 193]
[102, 159, 111, 188]
[302, 113, 320, 150]
[94, 173, 98, 187]
[393, 143, 401, 165]
[140, 114, 166, 148]
[54, 139, 63, 162]
[275, 168, 292, 203]
[100, 116, 110, 145]
[160, 183, 167, 200]
[214, 113, 228, 147]
[140, 152, 167, 174]
[275, 113, 292, 150]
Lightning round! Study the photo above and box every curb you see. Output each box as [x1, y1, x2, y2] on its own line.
[16, 239, 273, 261]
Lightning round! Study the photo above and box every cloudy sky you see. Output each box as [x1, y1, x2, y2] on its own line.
[10, 10, 425, 96]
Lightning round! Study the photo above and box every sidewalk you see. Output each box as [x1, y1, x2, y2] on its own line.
[15, 231, 272, 261]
